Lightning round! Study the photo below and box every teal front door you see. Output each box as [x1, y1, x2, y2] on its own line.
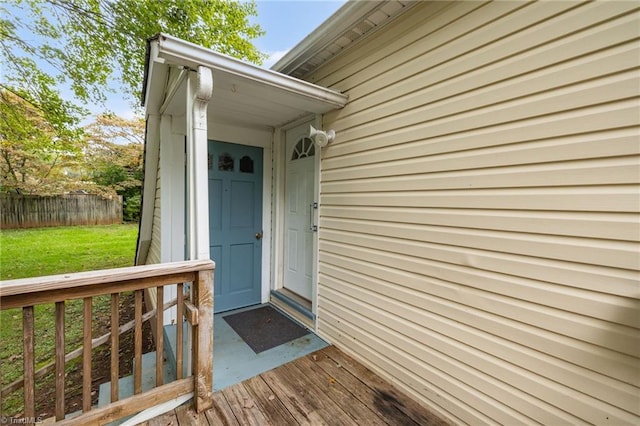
[208, 141, 263, 313]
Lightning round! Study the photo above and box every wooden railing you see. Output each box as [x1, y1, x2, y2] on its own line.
[0, 260, 214, 425]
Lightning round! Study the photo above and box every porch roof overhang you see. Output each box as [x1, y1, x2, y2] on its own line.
[142, 34, 348, 128]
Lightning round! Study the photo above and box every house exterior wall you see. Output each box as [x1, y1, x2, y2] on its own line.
[147, 165, 162, 265]
[309, 1, 640, 424]
[147, 116, 185, 267]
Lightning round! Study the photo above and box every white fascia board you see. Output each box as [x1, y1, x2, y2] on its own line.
[272, 1, 385, 74]
[142, 41, 168, 114]
[154, 34, 348, 110]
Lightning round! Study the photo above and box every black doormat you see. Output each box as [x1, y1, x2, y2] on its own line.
[223, 305, 309, 354]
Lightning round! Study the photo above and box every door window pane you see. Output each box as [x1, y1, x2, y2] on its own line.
[218, 153, 234, 171]
[240, 155, 254, 173]
[291, 137, 315, 160]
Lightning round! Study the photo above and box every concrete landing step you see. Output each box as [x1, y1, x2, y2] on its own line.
[97, 351, 176, 408]
[163, 322, 189, 375]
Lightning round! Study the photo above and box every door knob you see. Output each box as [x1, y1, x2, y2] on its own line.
[255, 232, 263, 240]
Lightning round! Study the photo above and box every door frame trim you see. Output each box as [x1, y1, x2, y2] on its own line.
[272, 114, 321, 329]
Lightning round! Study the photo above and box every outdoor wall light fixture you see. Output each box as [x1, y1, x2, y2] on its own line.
[309, 125, 336, 147]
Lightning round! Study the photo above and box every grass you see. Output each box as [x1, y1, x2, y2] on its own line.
[0, 224, 138, 280]
[0, 224, 139, 417]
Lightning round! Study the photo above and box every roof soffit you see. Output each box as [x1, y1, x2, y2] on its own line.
[143, 34, 348, 128]
[272, 0, 419, 79]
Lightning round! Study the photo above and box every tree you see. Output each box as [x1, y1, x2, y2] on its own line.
[0, 89, 85, 194]
[83, 114, 144, 221]
[1, 0, 264, 110]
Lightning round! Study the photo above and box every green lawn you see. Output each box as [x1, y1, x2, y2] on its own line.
[0, 224, 138, 280]
[0, 224, 139, 417]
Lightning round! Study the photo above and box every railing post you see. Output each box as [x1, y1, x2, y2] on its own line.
[193, 268, 213, 412]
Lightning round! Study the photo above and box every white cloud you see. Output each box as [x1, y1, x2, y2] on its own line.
[262, 49, 290, 69]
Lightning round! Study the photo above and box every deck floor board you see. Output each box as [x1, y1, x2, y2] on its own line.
[292, 355, 386, 426]
[141, 346, 449, 426]
[242, 375, 300, 425]
[210, 392, 241, 425]
[260, 366, 328, 425]
[146, 409, 179, 426]
[222, 382, 270, 425]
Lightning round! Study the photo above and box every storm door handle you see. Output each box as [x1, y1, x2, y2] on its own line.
[310, 202, 318, 232]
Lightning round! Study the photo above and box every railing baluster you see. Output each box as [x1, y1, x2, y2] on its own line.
[55, 301, 65, 420]
[83, 297, 92, 412]
[156, 286, 164, 387]
[134, 289, 142, 394]
[110, 293, 119, 402]
[23, 306, 35, 421]
[176, 283, 184, 380]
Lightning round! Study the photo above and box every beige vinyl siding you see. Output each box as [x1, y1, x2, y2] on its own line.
[310, 1, 640, 424]
[147, 157, 162, 265]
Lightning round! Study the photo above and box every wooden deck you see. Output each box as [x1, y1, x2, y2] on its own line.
[142, 346, 449, 426]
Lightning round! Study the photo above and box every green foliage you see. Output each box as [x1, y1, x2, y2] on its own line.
[123, 193, 141, 222]
[0, 89, 86, 194]
[93, 163, 128, 187]
[110, 0, 265, 99]
[84, 114, 144, 221]
[1, 0, 264, 108]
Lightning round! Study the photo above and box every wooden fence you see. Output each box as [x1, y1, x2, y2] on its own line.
[1, 194, 123, 229]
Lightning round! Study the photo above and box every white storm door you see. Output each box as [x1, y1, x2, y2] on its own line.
[283, 124, 316, 301]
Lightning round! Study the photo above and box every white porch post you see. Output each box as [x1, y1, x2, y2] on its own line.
[185, 66, 213, 382]
[186, 66, 213, 260]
